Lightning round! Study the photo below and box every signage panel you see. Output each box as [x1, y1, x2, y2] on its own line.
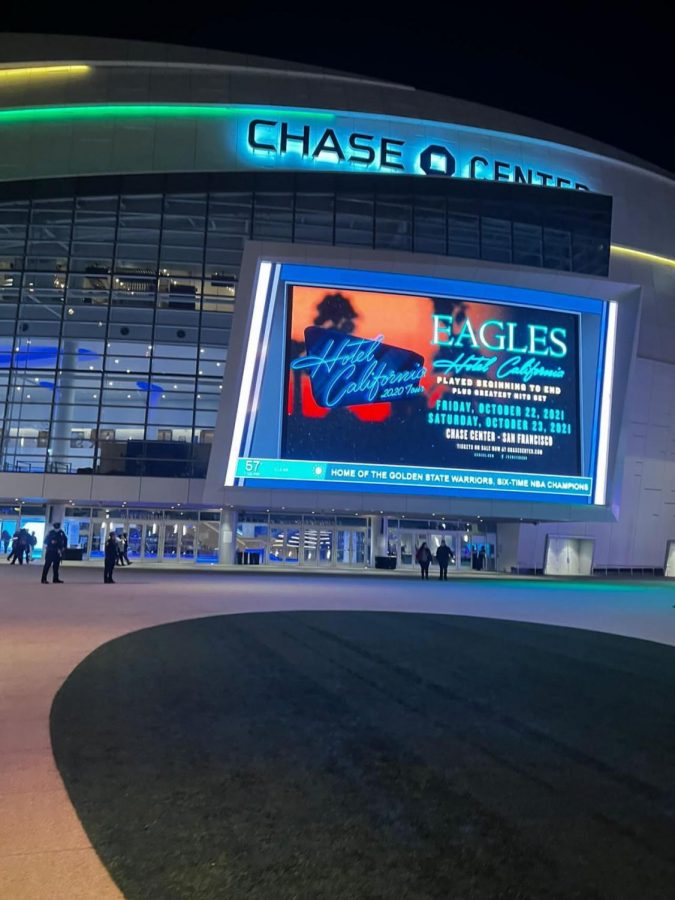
[225, 263, 611, 505]
[230, 107, 592, 190]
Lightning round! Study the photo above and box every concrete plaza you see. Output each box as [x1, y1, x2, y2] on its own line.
[1, 563, 674, 898]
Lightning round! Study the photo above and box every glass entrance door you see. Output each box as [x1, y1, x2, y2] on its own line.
[144, 522, 160, 560]
[126, 523, 143, 561]
[162, 523, 178, 560]
[269, 527, 301, 564]
[336, 529, 366, 566]
[162, 522, 196, 562]
[303, 528, 334, 566]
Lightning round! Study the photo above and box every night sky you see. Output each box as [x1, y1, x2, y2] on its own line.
[3, 10, 672, 172]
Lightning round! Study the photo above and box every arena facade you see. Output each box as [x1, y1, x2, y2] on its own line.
[0, 34, 672, 574]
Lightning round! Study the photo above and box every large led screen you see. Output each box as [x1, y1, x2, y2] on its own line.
[226, 263, 613, 504]
[284, 287, 580, 478]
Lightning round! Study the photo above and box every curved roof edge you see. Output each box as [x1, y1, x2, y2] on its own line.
[0, 32, 671, 182]
[0, 32, 407, 88]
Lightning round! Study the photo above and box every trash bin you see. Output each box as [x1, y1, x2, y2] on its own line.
[63, 548, 83, 562]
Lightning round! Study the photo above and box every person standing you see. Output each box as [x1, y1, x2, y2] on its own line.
[416, 542, 432, 580]
[8, 533, 20, 564]
[436, 539, 452, 581]
[28, 530, 38, 563]
[1, 528, 10, 554]
[104, 532, 118, 583]
[120, 532, 132, 566]
[41, 522, 67, 583]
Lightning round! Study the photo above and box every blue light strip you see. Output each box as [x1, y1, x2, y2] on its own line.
[279, 264, 605, 315]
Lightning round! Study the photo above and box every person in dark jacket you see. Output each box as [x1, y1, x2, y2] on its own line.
[104, 532, 118, 584]
[41, 523, 67, 583]
[8, 533, 21, 564]
[436, 539, 453, 580]
[416, 542, 432, 580]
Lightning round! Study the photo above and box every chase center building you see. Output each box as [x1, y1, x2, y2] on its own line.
[0, 33, 673, 574]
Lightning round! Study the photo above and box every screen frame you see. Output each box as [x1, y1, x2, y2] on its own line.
[208, 241, 639, 522]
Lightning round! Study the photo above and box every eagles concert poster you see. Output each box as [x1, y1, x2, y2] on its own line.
[283, 285, 581, 479]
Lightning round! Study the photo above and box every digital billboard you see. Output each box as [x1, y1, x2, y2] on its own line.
[225, 263, 614, 505]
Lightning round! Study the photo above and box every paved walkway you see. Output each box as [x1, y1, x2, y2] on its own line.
[1, 564, 674, 899]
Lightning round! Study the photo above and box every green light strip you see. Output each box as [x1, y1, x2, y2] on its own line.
[0, 104, 335, 125]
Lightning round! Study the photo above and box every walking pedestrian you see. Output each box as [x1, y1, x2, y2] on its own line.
[436, 539, 452, 580]
[416, 542, 432, 580]
[116, 532, 132, 566]
[41, 522, 67, 584]
[104, 532, 118, 583]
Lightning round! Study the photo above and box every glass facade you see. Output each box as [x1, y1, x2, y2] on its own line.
[0, 173, 611, 478]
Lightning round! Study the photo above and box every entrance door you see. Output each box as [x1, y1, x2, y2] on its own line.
[178, 523, 196, 561]
[162, 523, 178, 560]
[336, 528, 366, 567]
[162, 522, 196, 562]
[126, 523, 143, 561]
[303, 528, 334, 566]
[269, 526, 301, 564]
[144, 523, 160, 561]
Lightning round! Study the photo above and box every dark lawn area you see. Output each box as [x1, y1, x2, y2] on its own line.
[51, 612, 675, 899]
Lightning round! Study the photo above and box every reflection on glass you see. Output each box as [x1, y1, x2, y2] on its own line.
[127, 524, 142, 559]
[304, 528, 333, 565]
[197, 521, 219, 564]
[144, 523, 159, 559]
[163, 524, 178, 559]
[269, 528, 300, 563]
[179, 524, 195, 559]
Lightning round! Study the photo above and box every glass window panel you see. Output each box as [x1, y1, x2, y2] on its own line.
[100, 383, 149, 404]
[294, 193, 334, 244]
[17, 303, 63, 320]
[160, 229, 205, 248]
[481, 216, 512, 263]
[448, 211, 480, 259]
[414, 196, 446, 254]
[375, 196, 412, 251]
[199, 327, 230, 346]
[335, 193, 374, 246]
[513, 221, 543, 267]
[252, 193, 293, 241]
[164, 195, 207, 217]
[98, 407, 146, 425]
[147, 408, 194, 426]
[543, 228, 572, 270]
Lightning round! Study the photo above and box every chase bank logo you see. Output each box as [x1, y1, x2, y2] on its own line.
[419, 145, 456, 177]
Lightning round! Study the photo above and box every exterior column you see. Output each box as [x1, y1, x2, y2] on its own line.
[496, 522, 521, 574]
[46, 502, 66, 527]
[369, 515, 388, 565]
[219, 509, 238, 565]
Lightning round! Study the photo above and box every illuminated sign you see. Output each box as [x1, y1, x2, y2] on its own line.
[225, 263, 612, 505]
[243, 114, 590, 190]
[282, 286, 581, 482]
[291, 329, 426, 408]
